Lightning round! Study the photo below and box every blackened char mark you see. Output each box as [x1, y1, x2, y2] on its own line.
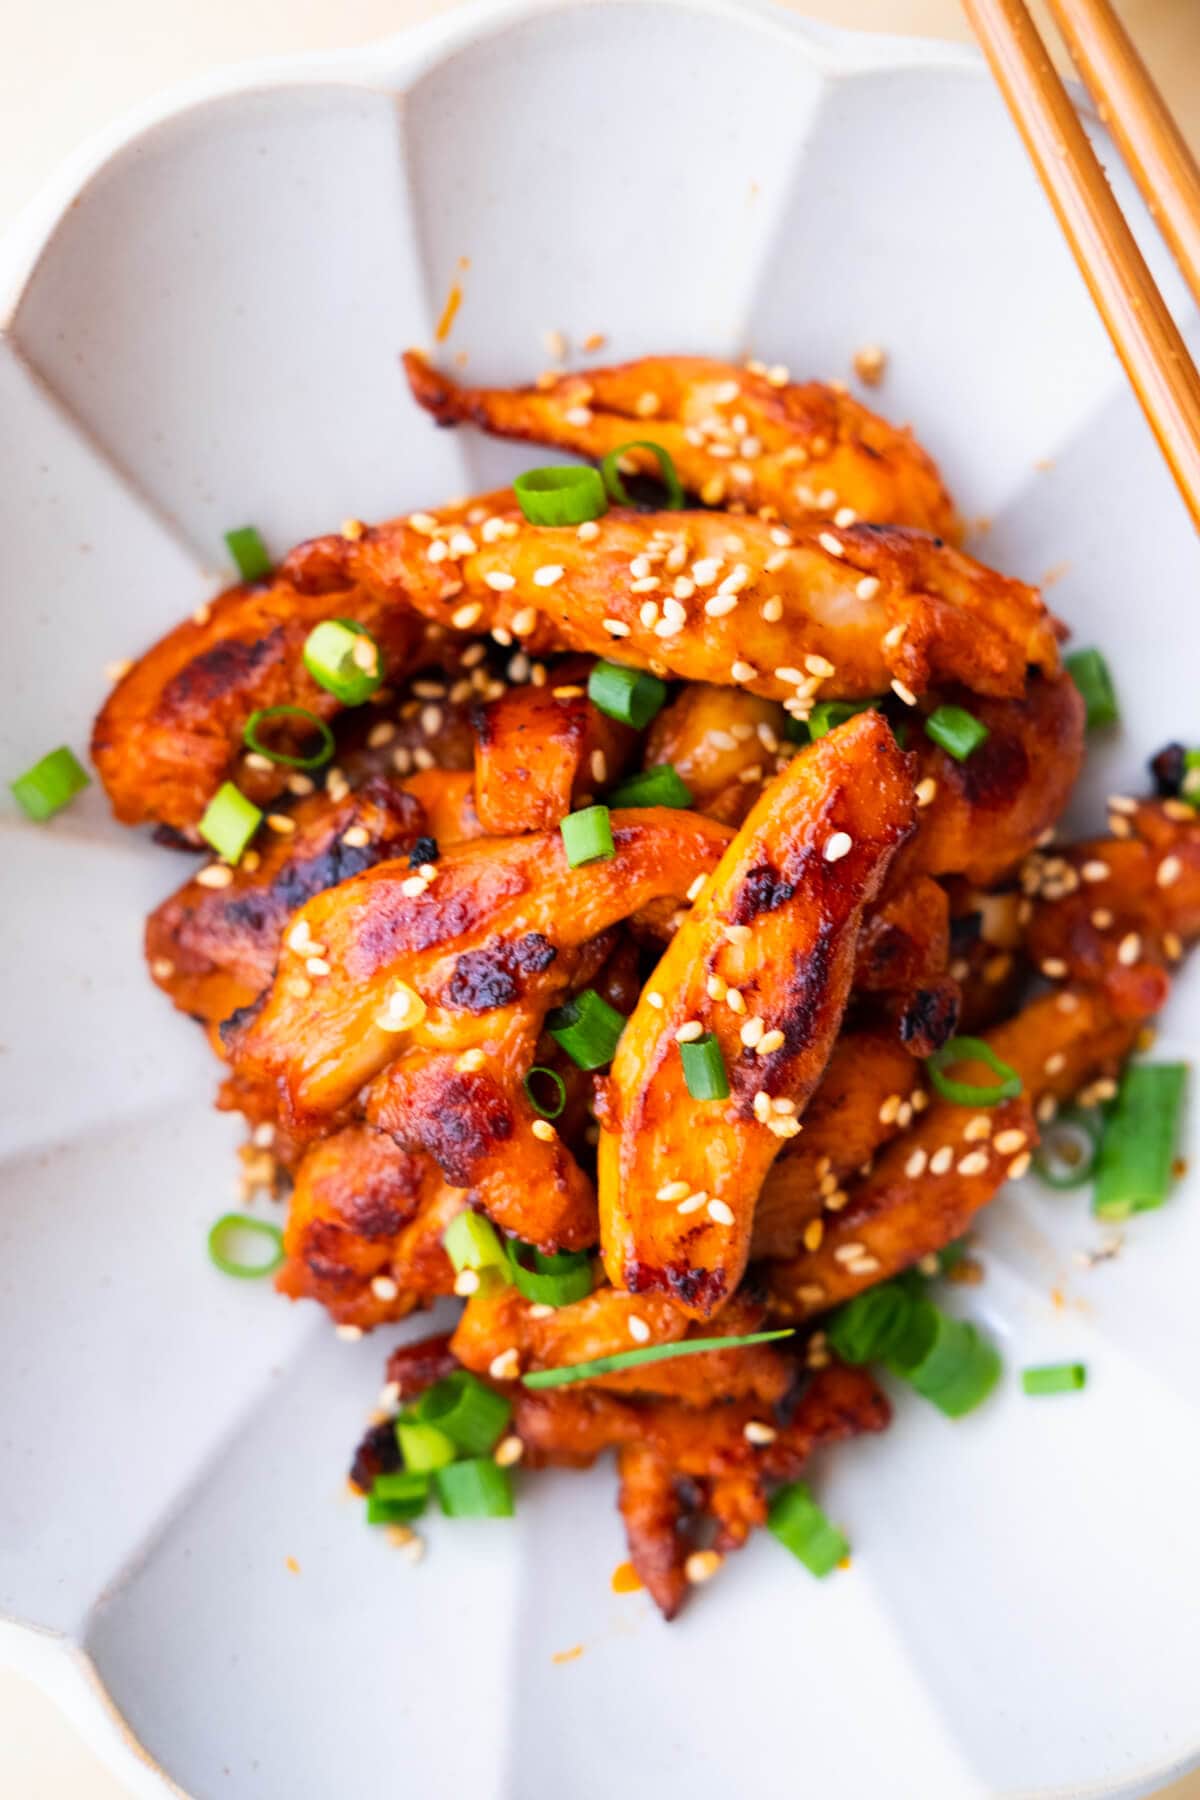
[163, 634, 281, 711]
[623, 1257, 728, 1314]
[896, 979, 960, 1056]
[349, 1418, 402, 1493]
[391, 1071, 514, 1186]
[730, 862, 797, 925]
[445, 932, 557, 1012]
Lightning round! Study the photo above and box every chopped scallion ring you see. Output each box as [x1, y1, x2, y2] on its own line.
[606, 764, 693, 809]
[1065, 648, 1119, 730]
[303, 619, 383, 705]
[826, 1283, 914, 1365]
[1092, 1062, 1187, 1219]
[547, 990, 626, 1070]
[521, 1328, 793, 1389]
[243, 705, 336, 769]
[225, 525, 272, 583]
[197, 781, 262, 863]
[442, 1210, 510, 1277]
[560, 803, 614, 867]
[514, 465, 608, 526]
[1032, 1109, 1102, 1189]
[506, 1242, 594, 1308]
[600, 441, 685, 509]
[395, 1418, 457, 1473]
[895, 1304, 1002, 1417]
[415, 1372, 512, 1455]
[924, 704, 989, 762]
[206, 1213, 284, 1279]
[1022, 1362, 1087, 1396]
[522, 1066, 567, 1119]
[926, 1036, 1022, 1107]
[367, 1470, 430, 1522]
[10, 746, 90, 821]
[587, 661, 667, 728]
[767, 1482, 848, 1577]
[366, 1491, 428, 1526]
[434, 1457, 515, 1518]
[679, 1032, 730, 1101]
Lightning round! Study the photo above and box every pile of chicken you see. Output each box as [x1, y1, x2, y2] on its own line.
[94, 354, 1200, 1617]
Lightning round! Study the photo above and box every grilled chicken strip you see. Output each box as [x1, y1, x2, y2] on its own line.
[471, 670, 636, 834]
[277, 1126, 460, 1328]
[403, 351, 960, 540]
[642, 683, 791, 825]
[451, 1284, 791, 1406]
[598, 712, 915, 1318]
[764, 983, 1145, 1320]
[145, 776, 425, 1023]
[224, 805, 732, 1130]
[354, 1332, 888, 1619]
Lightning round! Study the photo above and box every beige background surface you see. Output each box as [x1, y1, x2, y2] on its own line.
[3, 0, 1198, 1794]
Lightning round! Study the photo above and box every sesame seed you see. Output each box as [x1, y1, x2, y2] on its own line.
[731, 661, 757, 683]
[890, 679, 918, 707]
[930, 1146, 954, 1175]
[740, 1015, 765, 1048]
[803, 1219, 824, 1251]
[957, 1150, 989, 1176]
[913, 778, 938, 811]
[351, 636, 379, 674]
[1165, 930, 1184, 960]
[1044, 1052, 1067, 1075]
[509, 606, 538, 637]
[823, 831, 853, 863]
[804, 653, 835, 678]
[627, 1314, 651, 1343]
[744, 1420, 777, 1445]
[371, 1275, 399, 1302]
[564, 406, 593, 427]
[760, 596, 784, 624]
[646, 991, 664, 1010]
[1108, 794, 1138, 815]
[335, 1324, 364, 1342]
[638, 601, 660, 628]
[878, 1094, 902, 1125]
[375, 981, 426, 1032]
[451, 601, 484, 630]
[531, 1119, 557, 1142]
[453, 1268, 480, 1298]
[1091, 907, 1114, 929]
[1164, 798, 1195, 821]
[489, 1349, 521, 1381]
[266, 812, 295, 835]
[675, 1020, 704, 1043]
[757, 1029, 785, 1056]
[677, 1192, 708, 1215]
[603, 618, 630, 637]
[455, 1048, 486, 1074]
[192, 603, 212, 626]
[305, 956, 331, 977]
[1040, 958, 1068, 979]
[772, 1097, 796, 1114]
[685, 1550, 723, 1585]
[494, 1435, 524, 1468]
[1008, 1152, 1032, 1180]
[856, 576, 881, 601]
[400, 874, 429, 898]
[963, 1115, 992, 1142]
[707, 1199, 735, 1226]
[833, 507, 857, 529]
[705, 593, 738, 618]
[657, 1180, 691, 1202]
[994, 1128, 1027, 1154]
[818, 531, 844, 557]
[105, 657, 133, 683]
[1158, 855, 1182, 888]
[196, 864, 234, 889]
[484, 571, 515, 593]
[905, 1148, 928, 1178]
[1116, 932, 1142, 965]
[833, 1243, 866, 1263]
[725, 989, 747, 1016]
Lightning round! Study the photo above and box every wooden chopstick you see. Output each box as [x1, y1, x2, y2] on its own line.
[1043, 0, 1200, 313]
[962, 0, 1200, 533]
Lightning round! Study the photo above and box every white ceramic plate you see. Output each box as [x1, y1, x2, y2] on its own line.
[3, 3, 1200, 1795]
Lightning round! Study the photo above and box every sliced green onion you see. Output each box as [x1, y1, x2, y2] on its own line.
[395, 1418, 457, 1473]
[546, 989, 626, 1070]
[442, 1210, 510, 1278]
[1092, 1062, 1187, 1219]
[434, 1457, 515, 1518]
[809, 699, 879, 740]
[927, 1036, 1022, 1107]
[587, 661, 667, 728]
[1065, 648, 1119, 730]
[366, 1492, 428, 1526]
[367, 1470, 430, 1521]
[783, 714, 811, 745]
[924, 704, 989, 762]
[303, 619, 383, 705]
[10, 746, 90, 821]
[767, 1481, 849, 1577]
[826, 1283, 914, 1365]
[600, 441, 685, 509]
[225, 525, 272, 583]
[415, 1372, 512, 1455]
[521, 1328, 793, 1389]
[514, 464, 608, 526]
[606, 764, 693, 809]
[680, 1032, 730, 1101]
[1183, 749, 1200, 807]
[899, 1307, 1002, 1417]
[560, 803, 614, 867]
[197, 780, 262, 863]
[506, 1242, 594, 1308]
[1032, 1109, 1102, 1189]
[206, 1213, 284, 1278]
[1022, 1362, 1087, 1396]
[243, 705, 335, 770]
[522, 1066, 566, 1119]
